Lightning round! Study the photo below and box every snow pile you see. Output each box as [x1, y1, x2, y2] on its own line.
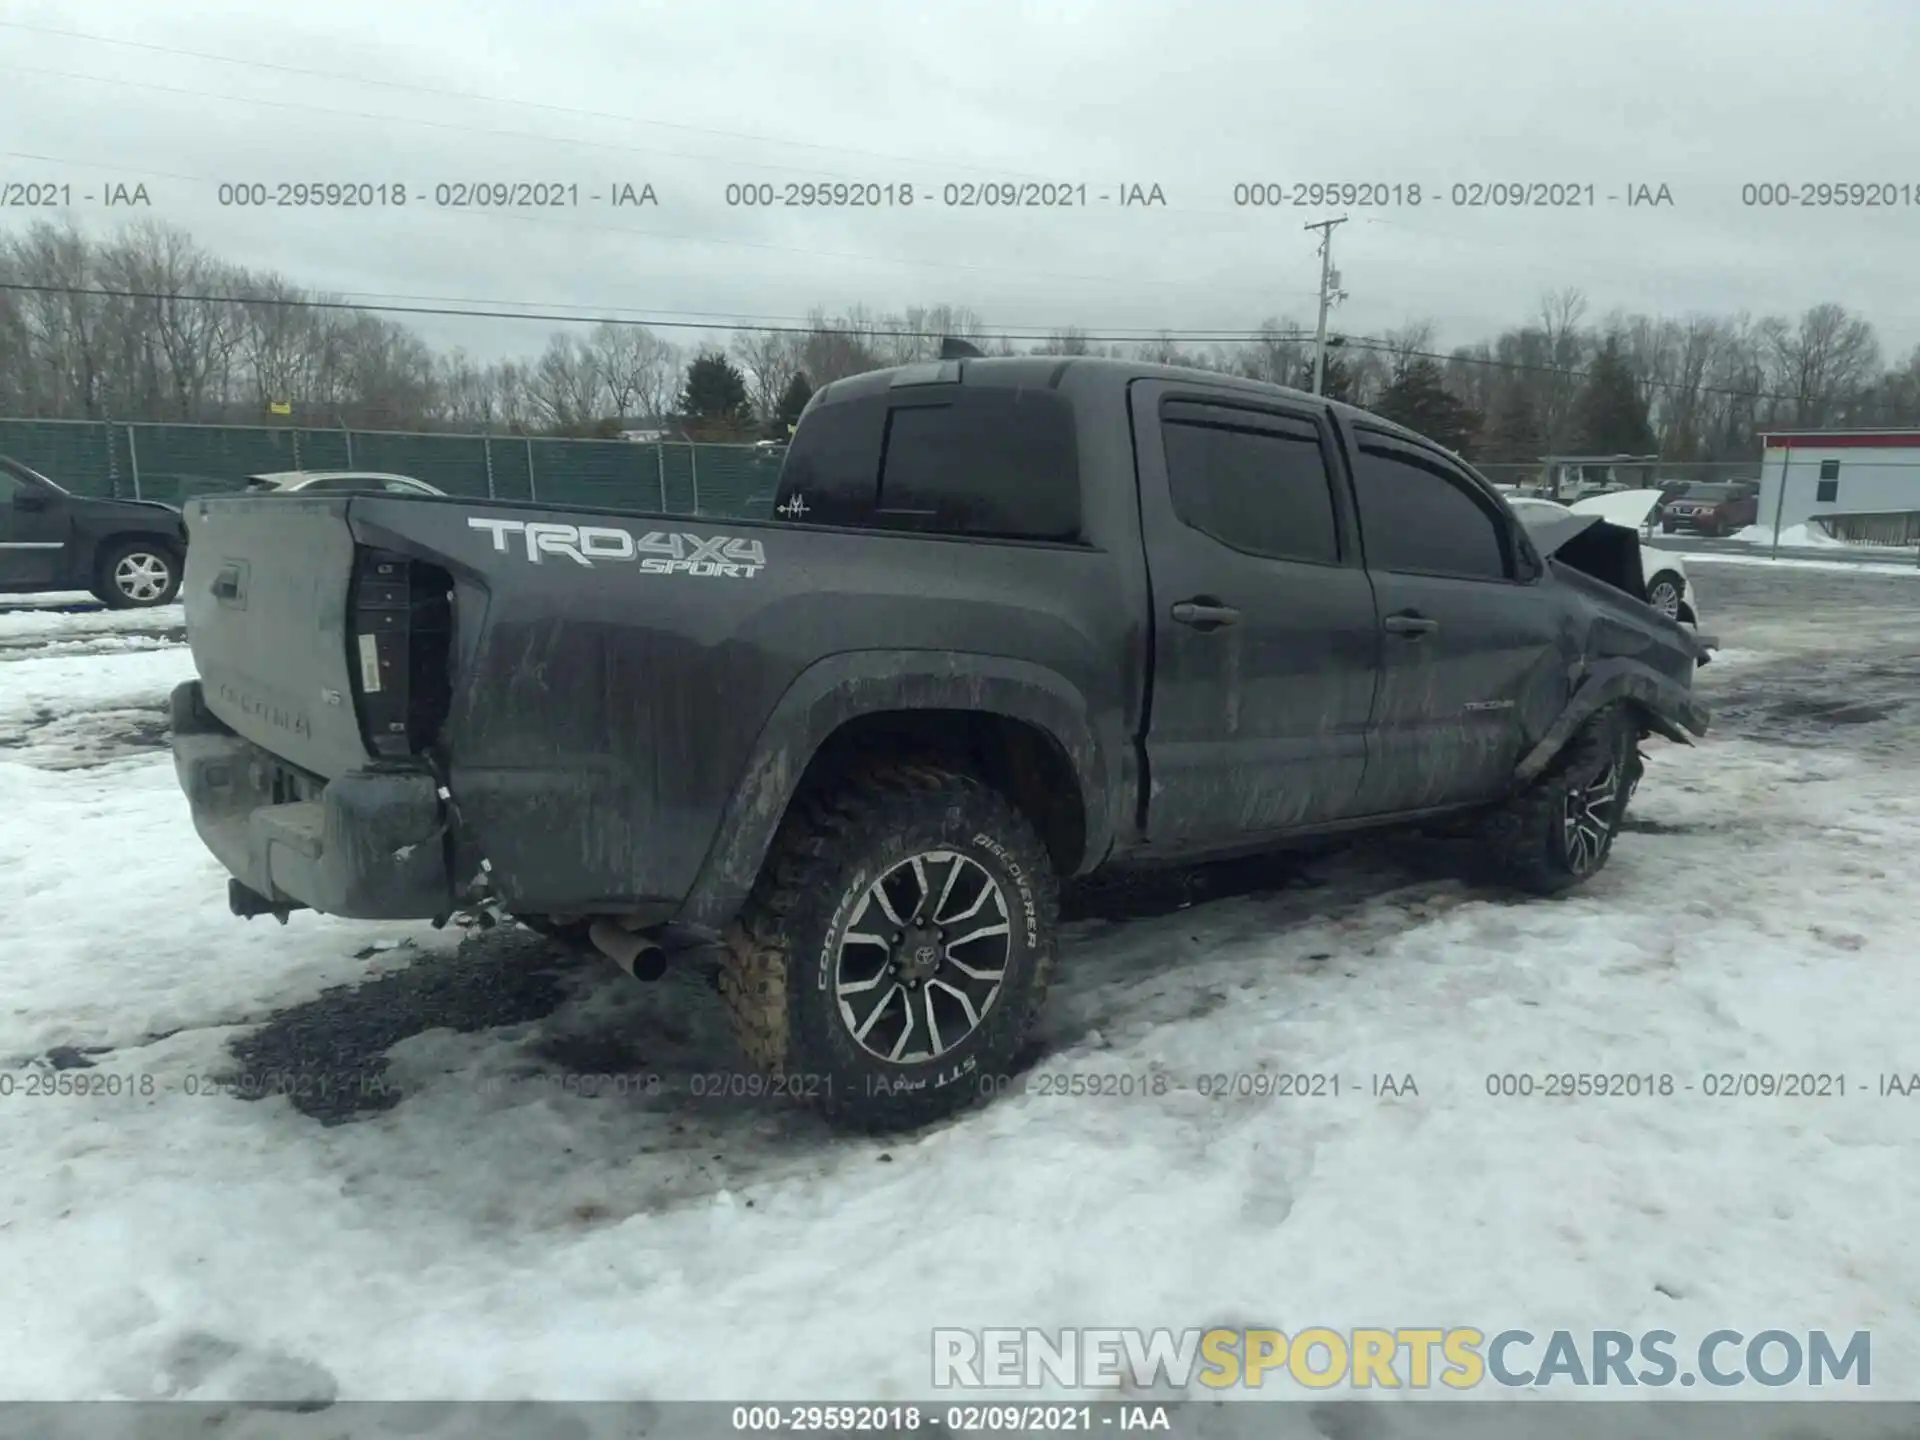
[0, 600, 183, 644]
[1729, 522, 1848, 547]
[0, 646, 197, 729]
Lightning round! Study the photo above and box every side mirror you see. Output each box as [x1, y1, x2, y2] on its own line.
[14, 491, 48, 512]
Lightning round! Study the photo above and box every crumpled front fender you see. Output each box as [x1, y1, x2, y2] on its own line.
[1515, 658, 1710, 784]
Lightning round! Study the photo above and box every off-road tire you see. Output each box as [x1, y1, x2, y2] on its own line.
[1475, 702, 1643, 896]
[721, 759, 1059, 1132]
[95, 539, 182, 609]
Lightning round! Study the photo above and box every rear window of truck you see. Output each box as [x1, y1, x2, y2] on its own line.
[775, 387, 1081, 541]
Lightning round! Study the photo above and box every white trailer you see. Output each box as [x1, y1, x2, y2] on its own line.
[1755, 430, 1920, 545]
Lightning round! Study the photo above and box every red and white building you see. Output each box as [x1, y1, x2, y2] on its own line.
[1754, 429, 1920, 544]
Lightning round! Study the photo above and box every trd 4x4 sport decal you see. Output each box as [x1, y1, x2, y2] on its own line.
[467, 517, 766, 577]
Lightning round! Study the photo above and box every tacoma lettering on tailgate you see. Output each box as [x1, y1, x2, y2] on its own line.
[467, 517, 766, 577]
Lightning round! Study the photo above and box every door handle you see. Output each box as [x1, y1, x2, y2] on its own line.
[1383, 612, 1439, 636]
[1171, 599, 1241, 629]
[212, 566, 244, 604]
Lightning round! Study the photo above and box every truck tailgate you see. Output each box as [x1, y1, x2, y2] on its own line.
[181, 495, 372, 779]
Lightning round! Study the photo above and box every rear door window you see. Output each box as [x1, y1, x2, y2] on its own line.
[773, 393, 887, 525]
[876, 389, 1081, 540]
[1159, 406, 1341, 564]
[775, 386, 1082, 540]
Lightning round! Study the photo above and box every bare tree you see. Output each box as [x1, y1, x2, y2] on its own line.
[1768, 302, 1881, 430]
[1656, 316, 1728, 459]
[1230, 319, 1309, 386]
[797, 306, 884, 384]
[99, 222, 246, 420]
[5, 219, 1917, 461]
[729, 328, 804, 420]
[1379, 319, 1437, 376]
[1535, 287, 1590, 453]
[1031, 326, 1092, 356]
[524, 333, 607, 431]
[11, 219, 111, 417]
[593, 323, 679, 423]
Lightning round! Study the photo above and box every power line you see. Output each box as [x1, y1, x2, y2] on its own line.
[0, 41, 1374, 240]
[0, 60, 1259, 231]
[0, 145, 1837, 400]
[0, 62, 1002, 189]
[0, 280, 1316, 344]
[0, 19, 1093, 184]
[0, 146, 1321, 302]
[0, 277, 1832, 404]
[0, 20, 1378, 240]
[1355, 336, 1816, 406]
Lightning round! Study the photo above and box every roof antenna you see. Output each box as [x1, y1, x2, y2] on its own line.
[939, 337, 985, 359]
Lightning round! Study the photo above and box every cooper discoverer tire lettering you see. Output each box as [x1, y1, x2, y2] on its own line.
[720, 759, 1058, 1131]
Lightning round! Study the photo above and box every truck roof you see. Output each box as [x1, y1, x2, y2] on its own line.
[806, 354, 1452, 461]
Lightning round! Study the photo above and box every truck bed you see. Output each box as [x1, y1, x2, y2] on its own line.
[174, 490, 1134, 922]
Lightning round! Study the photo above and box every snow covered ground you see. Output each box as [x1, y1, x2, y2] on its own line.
[2, 569, 1918, 1419]
[1685, 548, 1920, 578]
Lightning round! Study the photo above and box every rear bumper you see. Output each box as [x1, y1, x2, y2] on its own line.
[168, 680, 456, 920]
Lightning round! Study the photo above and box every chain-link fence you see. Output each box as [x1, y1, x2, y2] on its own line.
[0, 418, 786, 520]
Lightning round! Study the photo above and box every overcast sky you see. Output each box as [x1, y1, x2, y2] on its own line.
[4, 0, 1918, 363]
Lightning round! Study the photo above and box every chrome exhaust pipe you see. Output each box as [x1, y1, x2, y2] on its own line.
[588, 919, 668, 981]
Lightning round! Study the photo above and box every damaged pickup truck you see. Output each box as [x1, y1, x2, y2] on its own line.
[167, 353, 1710, 1129]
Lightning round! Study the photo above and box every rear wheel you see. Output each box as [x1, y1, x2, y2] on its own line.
[1474, 703, 1642, 896]
[721, 759, 1058, 1131]
[95, 539, 181, 609]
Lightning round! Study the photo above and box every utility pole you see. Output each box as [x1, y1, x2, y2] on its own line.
[1305, 216, 1349, 396]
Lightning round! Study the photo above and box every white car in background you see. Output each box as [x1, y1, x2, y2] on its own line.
[1506, 489, 1698, 624]
[243, 470, 445, 496]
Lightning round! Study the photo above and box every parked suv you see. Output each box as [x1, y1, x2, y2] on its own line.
[0, 456, 189, 609]
[167, 356, 1710, 1130]
[1661, 481, 1759, 536]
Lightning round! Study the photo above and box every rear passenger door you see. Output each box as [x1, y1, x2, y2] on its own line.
[0, 464, 71, 589]
[1338, 423, 1563, 813]
[1132, 381, 1381, 854]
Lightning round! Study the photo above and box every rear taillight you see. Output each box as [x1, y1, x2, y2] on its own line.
[348, 548, 454, 758]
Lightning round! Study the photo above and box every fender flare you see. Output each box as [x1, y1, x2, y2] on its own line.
[675, 650, 1111, 931]
[1515, 658, 1711, 784]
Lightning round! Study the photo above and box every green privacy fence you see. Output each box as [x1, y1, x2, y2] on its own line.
[0, 418, 785, 520]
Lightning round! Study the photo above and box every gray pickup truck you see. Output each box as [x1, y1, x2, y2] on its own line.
[168, 354, 1710, 1129]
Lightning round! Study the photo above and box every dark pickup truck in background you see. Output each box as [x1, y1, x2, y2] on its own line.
[0, 456, 189, 608]
[167, 355, 1710, 1129]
